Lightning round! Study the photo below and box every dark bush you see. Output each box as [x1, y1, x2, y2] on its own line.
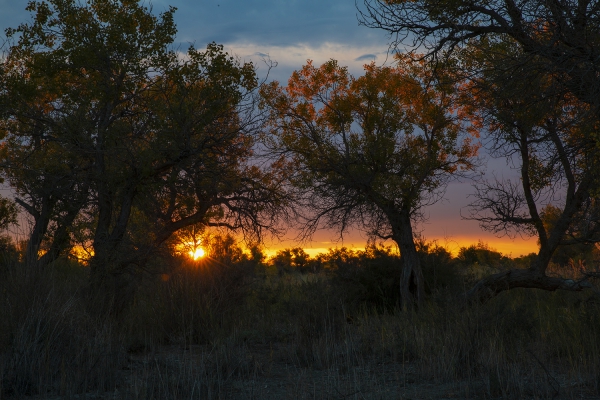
[417, 239, 462, 294]
[331, 244, 402, 312]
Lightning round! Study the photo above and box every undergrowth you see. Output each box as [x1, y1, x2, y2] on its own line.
[1, 242, 599, 399]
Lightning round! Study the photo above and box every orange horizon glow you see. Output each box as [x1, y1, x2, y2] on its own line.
[261, 235, 539, 259]
[434, 236, 539, 257]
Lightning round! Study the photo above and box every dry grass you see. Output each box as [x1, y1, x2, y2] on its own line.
[1, 252, 600, 399]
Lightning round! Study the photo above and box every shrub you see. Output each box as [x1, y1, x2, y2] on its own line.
[416, 239, 462, 294]
[331, 244, 402, 312]
[126, 253, 255, 346]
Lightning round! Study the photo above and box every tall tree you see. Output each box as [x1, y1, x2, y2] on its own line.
[261, 59, 477, 308]
[360, 0, 600, 302]
[0, 0, 288, 313]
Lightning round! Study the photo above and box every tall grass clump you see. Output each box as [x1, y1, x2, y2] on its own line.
[348, 287, 600, 398]
[0, 256, 125, 398]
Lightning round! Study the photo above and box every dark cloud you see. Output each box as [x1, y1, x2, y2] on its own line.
[354, 54, 377, 61]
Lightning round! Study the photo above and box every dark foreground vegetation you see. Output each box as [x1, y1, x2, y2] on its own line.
[2, 236, 600, 399]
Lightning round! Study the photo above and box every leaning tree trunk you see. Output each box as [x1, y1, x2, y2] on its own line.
[464, 244, 593, 304]
[17, 195, 54, 269]
[392, 210, 425, 310]
[464, 267, 593, 304]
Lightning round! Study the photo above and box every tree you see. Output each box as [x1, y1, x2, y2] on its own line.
[271, 247, 311, 274]
[461, 40, 600, 302]
[361, 0, 600, 302]
[360, 0, 600, 114]
[0, 0, 288, 313]
[260, 59, 477, 308]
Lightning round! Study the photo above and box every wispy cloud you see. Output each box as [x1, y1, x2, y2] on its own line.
[224, 42, 393, 82]
[354, 53, 377, 62]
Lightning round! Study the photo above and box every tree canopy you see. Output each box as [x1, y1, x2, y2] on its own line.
[458, 39, 600, 301]
[361, 0, 600, 114]
[0, 0, 288, 313]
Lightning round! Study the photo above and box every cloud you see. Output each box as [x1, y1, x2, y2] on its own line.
[1, 1, 395, 77]
[2, 0, 390, 50]
[354, 53, 377, 61]
[224, 42, 392, 83]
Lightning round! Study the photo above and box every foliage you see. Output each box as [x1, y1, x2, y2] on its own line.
[266, 241, 462, 311]
[416, 238, 461, 293]
[261, 58, 477, 308]
[0, 235, 20, 275]
[457, 37, 600, 301]
[360, 0, 600, 301]
[2, 231, 600, 398]
[456, 241, 509, 269]
[0, 197, 17, 231]
[540, 205, 600, 267]
[271, 247, 315, 274]
[331, 243, 402, 312]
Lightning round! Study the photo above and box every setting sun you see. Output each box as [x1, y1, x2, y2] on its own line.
[189, 247, 206, 260]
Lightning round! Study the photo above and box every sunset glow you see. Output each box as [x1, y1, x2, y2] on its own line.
[263, 236, 539, 259]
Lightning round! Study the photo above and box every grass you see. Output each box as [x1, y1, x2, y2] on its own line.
[1, 246, 600, 399]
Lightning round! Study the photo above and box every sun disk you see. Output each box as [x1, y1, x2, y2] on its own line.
[189, 247, 205, 260]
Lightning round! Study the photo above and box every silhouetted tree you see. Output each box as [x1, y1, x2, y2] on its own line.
[261, 58, 477, 308]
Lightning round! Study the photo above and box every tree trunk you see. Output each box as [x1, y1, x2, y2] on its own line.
[392, 210, 424, 310]
[19, 196, 53, 269]
[464, 267, 593, 304]
[87, 253, 138, 316]
[464, 212, 596, 304]
[87, 184, 138, 315]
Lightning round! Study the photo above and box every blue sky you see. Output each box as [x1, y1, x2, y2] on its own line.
[0, 0, 538, 255]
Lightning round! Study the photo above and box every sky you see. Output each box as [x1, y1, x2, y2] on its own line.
[0, 0, 539, 257]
